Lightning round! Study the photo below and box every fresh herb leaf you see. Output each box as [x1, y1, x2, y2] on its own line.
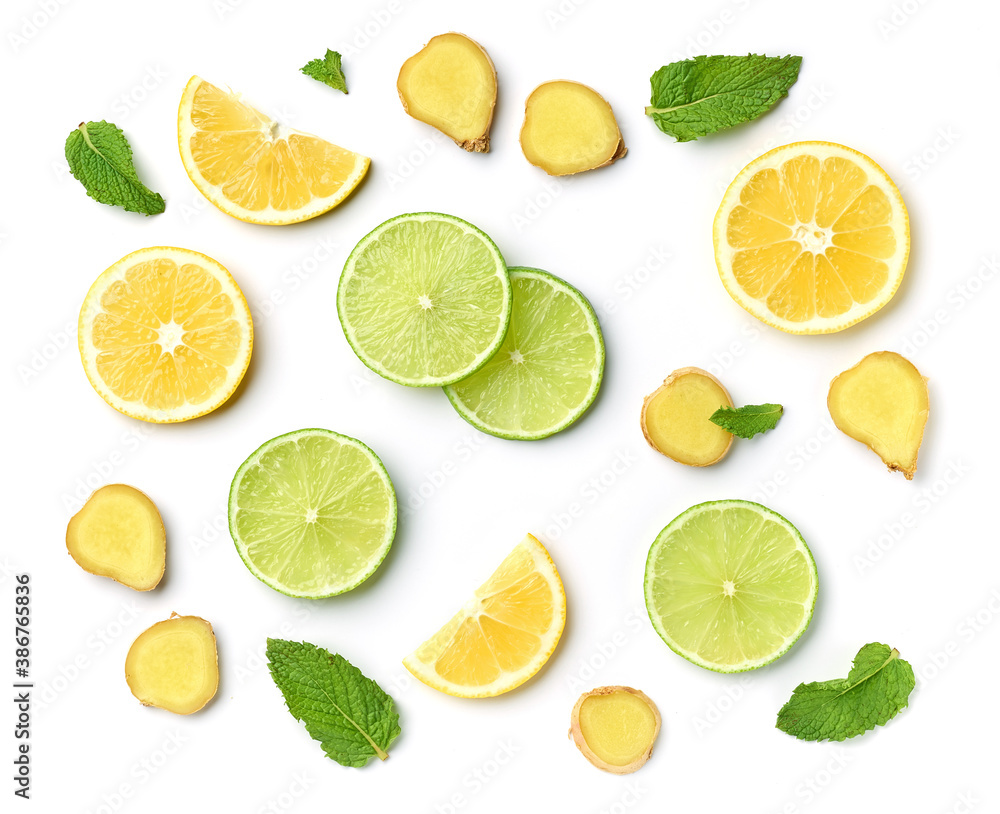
[710, 403, 783, 439]
[301, 49, 348, 93]
[777, 643, 915, 742]
[266, 639, 400, 767]
[64, 121, 165, 215]
[645, 54, 802, 142]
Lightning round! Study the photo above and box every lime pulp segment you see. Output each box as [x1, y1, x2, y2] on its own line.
[337, 212, 511, 386]
[444, 268, 604, 439]
[228, 428, 397, 598]
[644, 500, 817, 672]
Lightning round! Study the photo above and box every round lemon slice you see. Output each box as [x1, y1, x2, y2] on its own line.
[78, 246, 252, 422]
[714, 141, 909, 334]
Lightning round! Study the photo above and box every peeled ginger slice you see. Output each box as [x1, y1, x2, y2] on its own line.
[828, 351, 929, 479]
[570, 686, 661, 774]
[66, 484, 165, 591]
[520, 81, 626, 176]
[125, 614, 220, 715]
[397, 32, 497, 152]
[641, 367, 734, 466]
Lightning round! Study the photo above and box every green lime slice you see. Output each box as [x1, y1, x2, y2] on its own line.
[644, 500, 818, 673]
[443, 268, 605, 440]
[337, 212, 511, 387]
[228, 428, 396, 598]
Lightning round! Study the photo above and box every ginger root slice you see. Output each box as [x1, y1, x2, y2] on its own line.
[66, 484, 165, 591]
[570, 686, 661, 774]
[397, 32, 497, 152]
[641, 367, 734, 466]
[125, 614, 219, 715]
[520, 80, 626, 176]
[828, 351, 929, 479]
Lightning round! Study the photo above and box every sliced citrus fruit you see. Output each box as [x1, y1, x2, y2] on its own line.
[228, 428, 396, 598]
[78, 246, 252, 423]
[714, 141, 909, 334]
[178, 76, 369, 225]
[644, 500, 817, 673]
[444, 268, 604, 440]
[337, 212, 511, 387]
[403, 533, 566, 697]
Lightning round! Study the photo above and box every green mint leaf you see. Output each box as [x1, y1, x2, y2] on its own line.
[301, 49, 348, 93]
[64, 121, 165, 215]
[710, 403, 783, 439]
[776, 643, 915, 742]
[645, 54, 802, 142]
[266, 639, 400, 767]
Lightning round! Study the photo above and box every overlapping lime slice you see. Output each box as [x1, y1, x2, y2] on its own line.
[229, 429, 396, 598]
[644, 500, 818, 672]
[337, 212, 511, 386]
[444, 268, 604, 439]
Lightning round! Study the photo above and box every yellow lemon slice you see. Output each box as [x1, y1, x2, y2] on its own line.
[714, 141, 909, 334]
[79, 246, 252, 422]
[403, 534, 566, 697]
[178, 76, 369, 225]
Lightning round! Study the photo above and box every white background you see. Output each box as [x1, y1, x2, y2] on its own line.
[2, 0, 997, 811]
